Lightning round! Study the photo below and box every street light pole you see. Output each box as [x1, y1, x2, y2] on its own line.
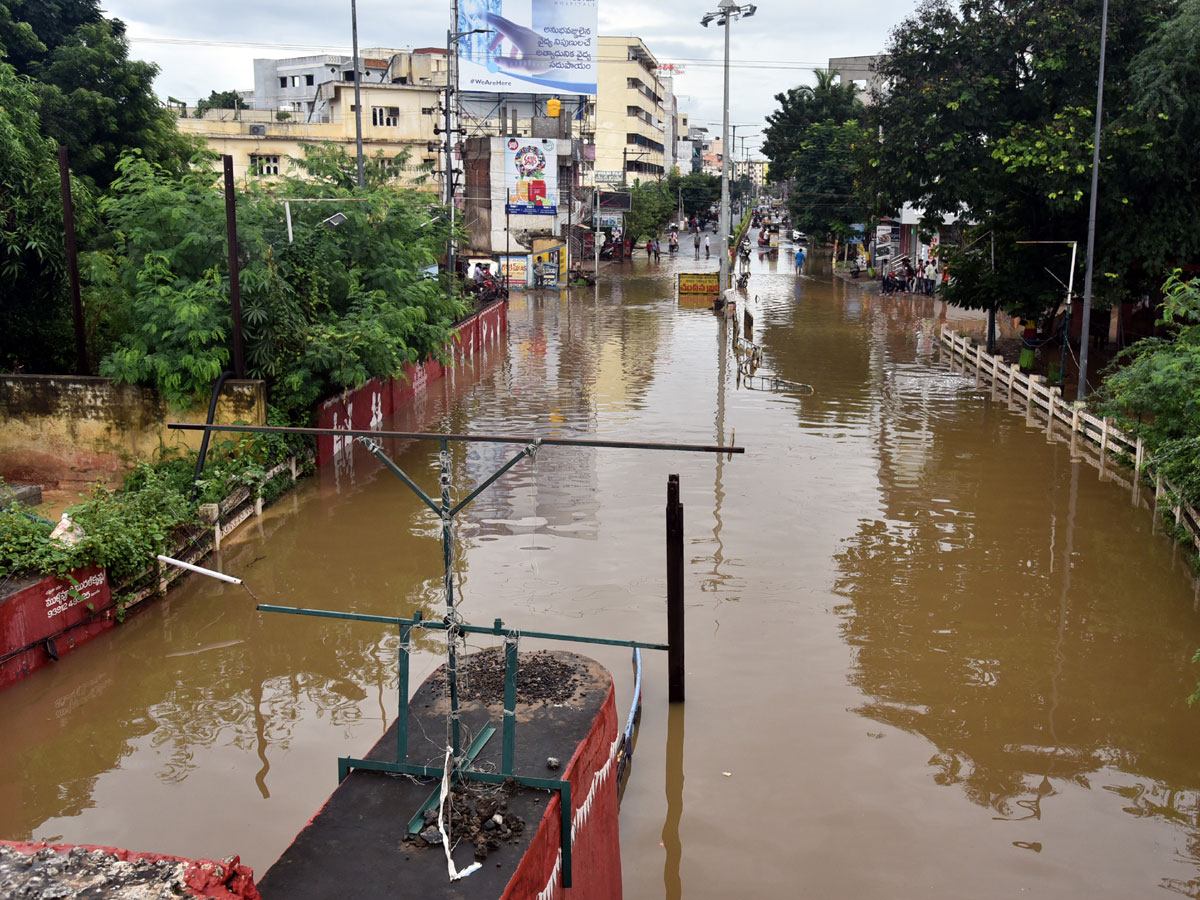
[701, 0, 755, 296]
[350, 0, 365, 189]
[443, 26, 491, 292]
[1077, 0, 1109, 401]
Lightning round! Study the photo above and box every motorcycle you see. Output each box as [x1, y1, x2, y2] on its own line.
[471, 273, 509, 305]
[737, 270, 750, 289]
[599, 243, 614, 260]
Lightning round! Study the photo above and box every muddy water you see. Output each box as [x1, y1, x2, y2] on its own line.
[3, 243, 1200, 899]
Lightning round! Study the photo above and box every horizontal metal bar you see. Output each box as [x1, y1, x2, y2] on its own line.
[167, 422, 744, 454]
[258, 603, 670, 650]
[340, 756, 568, 792]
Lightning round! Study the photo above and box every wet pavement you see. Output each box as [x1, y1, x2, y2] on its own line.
[2, 236, 1200, 898]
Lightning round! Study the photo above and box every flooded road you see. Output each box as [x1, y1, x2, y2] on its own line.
[4, 240, 1200, 898]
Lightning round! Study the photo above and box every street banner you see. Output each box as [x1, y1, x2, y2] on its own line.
[678, 273, 719, 294]
[500, 254, 528, 288]
[457, 0, 598, 95]
[505, 138, 558, 216]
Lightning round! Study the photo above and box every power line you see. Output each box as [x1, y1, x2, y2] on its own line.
[128, 35, 832, 72]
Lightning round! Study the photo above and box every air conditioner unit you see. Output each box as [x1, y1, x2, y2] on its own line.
[249, 124, 266, 136]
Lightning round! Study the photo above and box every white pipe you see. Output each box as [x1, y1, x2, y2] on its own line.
[156, 554, 243, 585]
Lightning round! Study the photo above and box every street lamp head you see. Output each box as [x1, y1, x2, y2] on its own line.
[744, 4, 757, 16]
[321, 212, 349, 229]
[700, 13, 715, 26]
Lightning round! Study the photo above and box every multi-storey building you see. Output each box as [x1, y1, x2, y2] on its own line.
[594, 36, 666, 184]
[248, 49, 448, 123]
[177, 51, 449, 186]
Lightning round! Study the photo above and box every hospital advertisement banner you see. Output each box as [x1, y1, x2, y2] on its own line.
[457, 0, 598, 95]
[505, 138, 558, 216]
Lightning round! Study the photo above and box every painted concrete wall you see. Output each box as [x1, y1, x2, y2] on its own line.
[0, 377, 266, 486]
[314, 300, 508, 466]
[0, 566, 114, 689]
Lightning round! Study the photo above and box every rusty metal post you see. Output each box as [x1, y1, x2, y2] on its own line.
[222, 155, 246, 378]
[57, 146, 88, 375]
[666, 474, 684, 702]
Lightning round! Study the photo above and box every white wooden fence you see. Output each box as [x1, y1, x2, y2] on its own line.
[938, 325, 1200, 556]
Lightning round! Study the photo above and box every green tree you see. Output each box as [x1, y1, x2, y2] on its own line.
[860, 0, 1171, 322]
[94, 144, 461, 418]
[622, 179, 674, 243]
[0, 61, 90, 372]
[664, 171, 720, 220]
[0, 1, 195, 188]
[787, 117, 869, 239]
[762, 68, 860, 186]
[194, 89, 246, 118]
[1099, 272, 1200, 504]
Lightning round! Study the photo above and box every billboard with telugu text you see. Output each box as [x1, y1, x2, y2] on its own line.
[505, 138, 558, 216]
[457, 0, 597, 95]
[678, 273, 720, 295]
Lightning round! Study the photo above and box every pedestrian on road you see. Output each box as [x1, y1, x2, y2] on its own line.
[794, 246, 806, 275]
[533, 256, 545, 289]
[694, 231, 701, 257]
[704, 235, 711, 258]
[654, 238, 661, 260]
[923, 260, 936, 295]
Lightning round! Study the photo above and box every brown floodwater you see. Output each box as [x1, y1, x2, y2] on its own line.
[3, 243, 1200, 899]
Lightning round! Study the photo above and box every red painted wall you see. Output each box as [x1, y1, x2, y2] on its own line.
[500, 681, 623, 900]
[0, 566, 114, 689]
[315, 300, 509, 466]
[0, 841, 259, 899]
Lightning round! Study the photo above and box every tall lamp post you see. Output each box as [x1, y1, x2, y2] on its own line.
[701, 0, 756, 296]
[350, 0, 364, 189]
[442, 27, 492, 290]
[1077, 0, 1109, 401]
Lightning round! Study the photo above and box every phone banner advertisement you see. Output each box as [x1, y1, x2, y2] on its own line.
[457, 0, 598, 95]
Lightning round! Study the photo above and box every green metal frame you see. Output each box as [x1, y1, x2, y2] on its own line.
[168, 420, 742, 889]
[262, 602, 668, 888]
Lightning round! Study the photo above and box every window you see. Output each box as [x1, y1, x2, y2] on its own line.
[290, 101, 303, 113]
[279, 76, 287, 88]
[250, 155, 280, 177]
[372, 106, 399, 127]
[343, 70, 355, 82]
[305, 74, 314, 86]
[421, 106, 436, 116]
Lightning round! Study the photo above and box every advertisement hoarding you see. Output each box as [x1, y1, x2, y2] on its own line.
[505, 138, 558, 216]
[500, 254, 528, 288]
[457, 0, 598, 95]
[678, 273, 720, 295]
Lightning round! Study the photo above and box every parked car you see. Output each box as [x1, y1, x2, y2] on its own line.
[791, 230, 808, 245]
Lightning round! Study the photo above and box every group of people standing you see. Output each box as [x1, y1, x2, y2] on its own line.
[882, 258, 940, 295]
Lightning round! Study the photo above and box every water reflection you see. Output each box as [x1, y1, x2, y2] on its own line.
[831, 307, 1200, 886]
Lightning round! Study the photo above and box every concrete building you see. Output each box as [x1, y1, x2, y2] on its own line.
[594, 36, 666, 185]
[461, 136, 578, 256]
[177, 78, 443, 185]
[250, 49, 448, 123]
[828, 55, 886, 103]
[660, 75, 679, 175]
[734, 158, 766, 193]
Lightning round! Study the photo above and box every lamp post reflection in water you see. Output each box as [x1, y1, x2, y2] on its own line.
[662, 701, 685, 898]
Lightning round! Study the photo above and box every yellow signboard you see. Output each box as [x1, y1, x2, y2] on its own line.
[678, 272, 720, 294]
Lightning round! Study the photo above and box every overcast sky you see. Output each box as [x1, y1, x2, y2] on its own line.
[104, 0, 921, 157]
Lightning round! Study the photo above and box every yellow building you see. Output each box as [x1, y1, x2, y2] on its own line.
[177, 63, 445, 187]
[594, 36, 666, 185]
